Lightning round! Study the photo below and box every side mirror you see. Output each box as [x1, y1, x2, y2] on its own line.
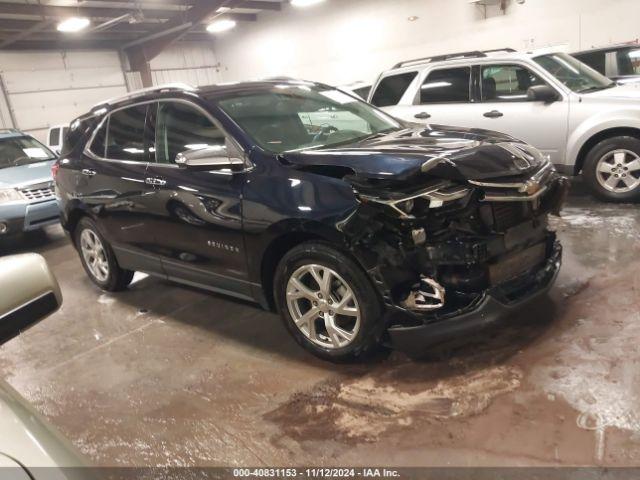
[0, 254, 62, 346]
[175, 145, 245, 172]
[527, 85, 560, 103]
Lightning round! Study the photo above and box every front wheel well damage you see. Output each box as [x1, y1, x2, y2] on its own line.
[575, 127, 640, 175]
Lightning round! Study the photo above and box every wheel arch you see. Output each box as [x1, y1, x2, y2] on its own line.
[63, 203, 93, 246]
[258, 220, 354, 311]
[573, 127, 640, 175]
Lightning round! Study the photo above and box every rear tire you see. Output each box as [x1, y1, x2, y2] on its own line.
[274, 241, 385, 362]
[75, 217, 134, 292]
[583, 136, 640, 202]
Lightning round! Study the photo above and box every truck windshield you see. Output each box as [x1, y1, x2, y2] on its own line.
[0, 136, 56, 169]
[534, 52, 615, 93]
[217, 84, 401, 154]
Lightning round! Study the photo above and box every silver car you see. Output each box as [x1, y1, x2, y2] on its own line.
[369, 48, 640, 202]
[0, 129, 59, 236]
[0, 254, 89, 478]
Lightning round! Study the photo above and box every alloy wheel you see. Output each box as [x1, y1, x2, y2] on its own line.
[80, 229, 109, 282]
[596, 149, 640, 193]
[286, 264, 361, 349]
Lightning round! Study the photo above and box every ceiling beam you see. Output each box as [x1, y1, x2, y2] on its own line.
[125, 0, 226, 87]
[0, 39, 125, 51]
[0, 1, 281, 20]
[0, 4, 181, 20]
[0, 12, 255, 33]
[0, 19, 52, 49]
[136, 0, 282, 10]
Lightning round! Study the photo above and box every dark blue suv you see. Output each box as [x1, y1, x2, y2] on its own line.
[54, 80, 568, 361]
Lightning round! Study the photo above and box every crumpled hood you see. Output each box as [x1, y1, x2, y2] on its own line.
[0, 160, 55, 189]
[282, 125, 548, 184]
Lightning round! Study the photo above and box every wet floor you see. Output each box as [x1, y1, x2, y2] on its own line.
[0, 181, 639, 467]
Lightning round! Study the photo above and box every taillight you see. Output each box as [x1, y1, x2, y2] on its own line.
[51, 161, 60, 181]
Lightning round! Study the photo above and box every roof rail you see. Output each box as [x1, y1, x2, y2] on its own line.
[91, 83, 197, 111]
[392, 48, 516, 69]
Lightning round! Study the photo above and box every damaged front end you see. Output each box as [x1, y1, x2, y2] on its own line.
[339, 160, 568, 356]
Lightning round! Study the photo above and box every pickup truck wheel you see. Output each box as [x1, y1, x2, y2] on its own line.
[75, 217, 134, 292]
[583, 136, 640, 202]
[274, 241, 385, 362]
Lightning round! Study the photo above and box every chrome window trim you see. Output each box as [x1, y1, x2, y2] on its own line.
[83, 97, 252, 172]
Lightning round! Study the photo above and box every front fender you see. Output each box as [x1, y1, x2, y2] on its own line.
[567, 110, 640, 167]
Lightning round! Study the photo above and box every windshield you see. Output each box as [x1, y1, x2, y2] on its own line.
[533, 52, 615, 93]
[0, 136, 56, 169]
[217, 84, 401, 154]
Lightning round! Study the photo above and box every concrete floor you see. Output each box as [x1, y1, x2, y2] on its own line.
[0, 183, 639, 467]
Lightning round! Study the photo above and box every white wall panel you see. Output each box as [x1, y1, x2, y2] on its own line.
[9, 85, 127, 132]
[149, 43, 221, 87]
[213, 0, 640, 86]
[0, 50, 127, 142]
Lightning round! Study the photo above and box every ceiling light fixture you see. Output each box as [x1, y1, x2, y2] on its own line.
[291, 0, 325, 7]
[206, 19, 237, 33]
[57, 17, 91, 33]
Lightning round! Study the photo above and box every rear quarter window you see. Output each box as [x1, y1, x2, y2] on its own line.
[574, 51, 607, 75]
[48, 128, 59, 146]
[370, 71, 418, 107]
[61, 115, 102, 157]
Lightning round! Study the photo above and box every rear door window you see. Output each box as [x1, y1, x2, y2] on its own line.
[481, 64, 547, 102]
[370, 71, 418, 107]
[420, 67, 471, 104]
[106, 104, 149, 162]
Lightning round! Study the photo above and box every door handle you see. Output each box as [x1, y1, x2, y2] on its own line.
[145, 177, 167, 186]
[483, 110, 504, 118]
[81, 169, 96, 176]
[414, 112, 432, 119]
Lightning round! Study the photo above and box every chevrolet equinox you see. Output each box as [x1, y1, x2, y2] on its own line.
[54, 80, 568, 361]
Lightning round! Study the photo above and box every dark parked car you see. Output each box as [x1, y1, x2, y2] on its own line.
[573, 43, 640, 83]
[54, 81, 567, 361]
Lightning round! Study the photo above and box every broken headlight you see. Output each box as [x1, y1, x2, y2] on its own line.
[358, 183, 471, 219]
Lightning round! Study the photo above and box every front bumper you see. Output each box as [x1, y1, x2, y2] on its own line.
[387, 242, 562, 357]
[0, 199, 60, 235]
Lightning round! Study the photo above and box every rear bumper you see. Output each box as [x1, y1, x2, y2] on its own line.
[0, 199, 60, 235]
[388, 242, 562, 357]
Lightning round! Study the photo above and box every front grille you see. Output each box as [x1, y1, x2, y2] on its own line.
[21, 183, 55, 201]
[479, 202, 531, 232]
[491, 202, 528, 231]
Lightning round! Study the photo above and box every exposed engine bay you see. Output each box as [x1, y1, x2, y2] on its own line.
[339, 162, 569, 328]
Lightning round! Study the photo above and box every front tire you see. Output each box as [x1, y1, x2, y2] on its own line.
[75, 217, 134, 292]
[583, 136, 640, 202]
[274, 241, 385, 362]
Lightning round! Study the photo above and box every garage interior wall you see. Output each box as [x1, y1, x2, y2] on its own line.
[213, 0, 640, 86]
[1, 0, 638, 142]
[0, 43, 219, 143]
[0, 50, 127, 142]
